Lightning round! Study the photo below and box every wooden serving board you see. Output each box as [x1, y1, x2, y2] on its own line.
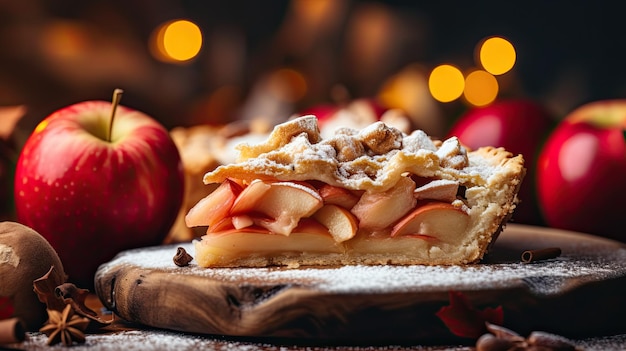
[94, 224, 626, 344]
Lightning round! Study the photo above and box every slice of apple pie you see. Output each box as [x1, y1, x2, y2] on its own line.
[186, 115, 525, 268]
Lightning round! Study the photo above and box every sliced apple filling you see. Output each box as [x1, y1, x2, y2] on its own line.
[188, 176, 477, 267]
[186, 115, 526, 267]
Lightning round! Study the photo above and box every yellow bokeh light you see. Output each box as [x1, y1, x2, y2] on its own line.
[164, 20, 202, 61]
[463, 69, 499, 106]
[379, 65, 429, 112]
[150, 20, 202, 63]
[428, 64, 465, 103]
[478, 36, 516, 75]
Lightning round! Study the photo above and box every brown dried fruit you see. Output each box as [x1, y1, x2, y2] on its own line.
[173, 247, 193, 267]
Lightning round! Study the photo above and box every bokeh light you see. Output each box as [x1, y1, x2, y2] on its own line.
[378, 64, 445, 137]
[478, 36, 516, 75]
[151, 20, 203, 63]
[267, 68, 308, 103]
[428, 64, 465, 103]
[188, 85, 243, 125]
[379, 65, 429, 113]
[463, 69, 499, 106]
[40, 21, 89, 61]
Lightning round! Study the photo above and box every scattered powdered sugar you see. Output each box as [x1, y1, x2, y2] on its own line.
[577, 334, 626, 351]
[17, 327, 626, 350]
[84, 227, 626, 351]
[100, 236, 626, 297]
[16, 330, 472, 350]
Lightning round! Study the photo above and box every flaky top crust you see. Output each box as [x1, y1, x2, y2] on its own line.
[202, 115, 524, 193]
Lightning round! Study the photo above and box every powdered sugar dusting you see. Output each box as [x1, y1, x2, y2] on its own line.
[87, 225, 626, 350]
[17, 328, 626, 350]
[15, 330, 472, 350]
[99, 226, 626, 297]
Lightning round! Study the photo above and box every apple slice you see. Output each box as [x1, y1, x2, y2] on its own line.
[313, 204, 359, 242]
[293, 218, 335, 237]
[230, 179, 272, 215]
[351, 176, 417, 231]
[253, 216, 298, 236]
[413, 179, 460, 202]
[233, 181, 323, 235]
[318, 184, 360, 209]
[390, 201, 469, 243]
[185, 178, 242, 228]
[231, 214, 254, 230]
[206, 216, 236, 233]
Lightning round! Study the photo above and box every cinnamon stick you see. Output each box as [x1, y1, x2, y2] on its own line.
[0, 318, 26, 344]
[521, 247, 561, 263]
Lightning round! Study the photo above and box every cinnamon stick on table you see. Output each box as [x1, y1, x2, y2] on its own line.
[0, 318, 26, 344]
[521, 247, 562, 263]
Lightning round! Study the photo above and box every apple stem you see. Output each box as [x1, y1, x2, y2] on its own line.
[108, 89, 124, 142]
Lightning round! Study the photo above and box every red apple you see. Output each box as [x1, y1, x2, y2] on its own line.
[14, 90, 184, 287]
[299, 98, 387, 124]
[446, 99, 554, 225]
[536, 99, 626, 241]
[298, 103, 340, 126]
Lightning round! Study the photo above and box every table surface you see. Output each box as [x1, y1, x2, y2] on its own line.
[6, 223, 626, 350]
[10, 327, 626, 351]
[3, 291, 626, 350]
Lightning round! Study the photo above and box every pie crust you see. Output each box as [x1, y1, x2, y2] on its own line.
[187, 115, 526, 267]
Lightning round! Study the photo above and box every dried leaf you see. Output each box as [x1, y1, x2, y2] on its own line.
[56, 283, 97, 317]
[32, 266, 112, 327]
[33, 266, 67, 312]
[436, 291, 504, 339]
[56, 283, 112, 326]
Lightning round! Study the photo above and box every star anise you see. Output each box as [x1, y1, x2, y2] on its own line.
[39, 304, 90, 346]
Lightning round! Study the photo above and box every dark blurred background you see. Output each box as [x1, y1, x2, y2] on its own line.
[1, 0, 625, 133]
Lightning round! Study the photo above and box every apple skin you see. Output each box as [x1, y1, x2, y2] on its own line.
[298, 103, 339, 125]
[536, 99, 626, 241]
[446, 99, 554, 225]
[14, 100, 184, 287]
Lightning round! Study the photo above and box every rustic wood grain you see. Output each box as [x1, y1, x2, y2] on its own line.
[94, 224, 626, 344]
